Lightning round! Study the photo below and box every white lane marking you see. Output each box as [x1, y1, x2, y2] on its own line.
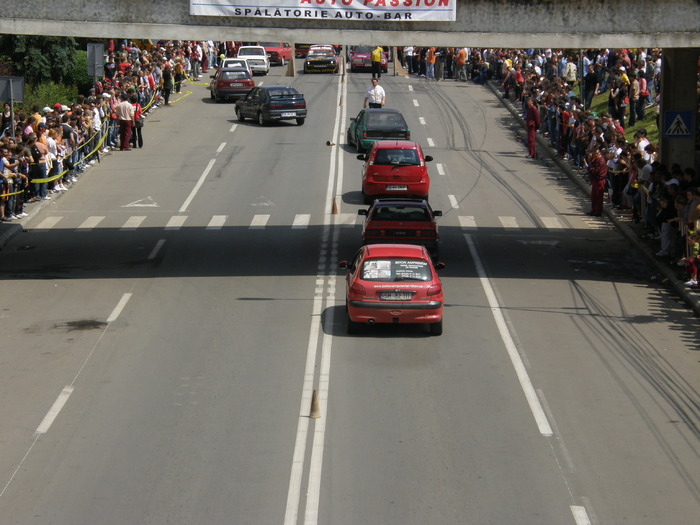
[165, 215, 188, 231]
[571, 506, 592, 525]
[34, 216, 63, 230]
[120, 216, 146, 231]
[258, 81, 263, 86]
[459, 216, 477, 229]
[542, 217, 564, 230]
[413, 99, 419, 107]
[206, 215, 227, 230]
[284, 70, 345, 525]
[292, 214, 311, 229]
[148, 239, 166, 260]
[419, 116, 426, 125]
[249, 214, 270, 229]
[464, 234, 553, 437]
[106, 292, 133, 323]
[216, 142, 226, 154]
[436, 163, 445, 175]
[229, 123, 238, 133]
[408, 85, 414, 92]
[448, 195, 459, 209]
[179, 158, 216, 213]
[35, 386, 74, 434]
[76, 216, 105, 231]
[427, 137, 435, 147]
[499, 216, 520, 229]
[123, 196, 158, 207]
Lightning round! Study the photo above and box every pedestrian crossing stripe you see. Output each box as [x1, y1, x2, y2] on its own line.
[664, 110, 691, 137]
[28, 214, 606, 232]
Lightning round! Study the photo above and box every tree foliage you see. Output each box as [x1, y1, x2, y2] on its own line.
[0, 35, 78, 85]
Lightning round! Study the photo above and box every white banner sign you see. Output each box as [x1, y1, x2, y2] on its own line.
[190, 0, 456, 21]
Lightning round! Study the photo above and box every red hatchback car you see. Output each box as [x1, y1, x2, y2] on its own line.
[359, 140, 433, 204]
[358, 198, 442, 255]
[340, 244, 445, 335]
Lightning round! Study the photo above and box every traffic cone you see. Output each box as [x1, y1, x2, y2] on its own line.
[310, 389, 321, 419]
[332, 198, 339, 215]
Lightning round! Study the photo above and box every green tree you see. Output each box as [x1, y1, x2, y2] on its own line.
[0, 35, 78, 85]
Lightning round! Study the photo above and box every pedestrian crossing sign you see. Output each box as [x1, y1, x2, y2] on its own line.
[663, 110, 692, 138]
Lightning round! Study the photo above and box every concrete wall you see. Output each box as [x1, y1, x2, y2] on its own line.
[2, 0, 699, 48]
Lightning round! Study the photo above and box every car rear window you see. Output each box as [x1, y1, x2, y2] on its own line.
[240, 48, 265, 55]
[366, 112, 407, 129]
[373, 149, 419, 166]
[361, 259, 431, 282]
[268, 88, 298, 97]
[221, 71, 249, 80]
[372, 206, 430, 221]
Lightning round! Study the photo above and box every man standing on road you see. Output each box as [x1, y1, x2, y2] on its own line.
[115, 91, 135, 151]
[525, 97, 540, 158]
[363, 78, 386, 109]
[371, 45, 384, 79]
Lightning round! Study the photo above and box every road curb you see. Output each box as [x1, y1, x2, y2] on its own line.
[486, 80, 700, 317]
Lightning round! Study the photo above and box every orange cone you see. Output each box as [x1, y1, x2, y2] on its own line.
[310, 389, 321, 419]
[332, 198, 338, 215]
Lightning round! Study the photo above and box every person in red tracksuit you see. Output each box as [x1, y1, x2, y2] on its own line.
[587, 147, 608, 216]
[525, 97, 540, 158]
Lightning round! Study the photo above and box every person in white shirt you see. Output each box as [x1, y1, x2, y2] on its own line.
[363, 78, 385, 109]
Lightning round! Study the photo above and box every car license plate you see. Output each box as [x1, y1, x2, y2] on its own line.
[386, 185, 408, 191]
[381, 292, 412, 301]
[232, 83, 244, 86]
[281, 112, 296, 117]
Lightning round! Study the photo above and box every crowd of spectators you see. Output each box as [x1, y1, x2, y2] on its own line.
[400, 46, 699, 286]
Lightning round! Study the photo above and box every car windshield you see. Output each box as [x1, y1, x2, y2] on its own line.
[353, 46, 372, 54]
[366, 112, 407, 129]
[373, 149, 419, 166]
[361, 259, 431, 282]
[240, 48, 264, 55]
[308, 50, 334, 58]
[268, 88, 298, 96]
[371, 206, 430, 221]
[221, 71, 249, 80]
[259, 42, 280, 47]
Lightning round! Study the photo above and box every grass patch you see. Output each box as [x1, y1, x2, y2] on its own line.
[586, 89, 659, 145]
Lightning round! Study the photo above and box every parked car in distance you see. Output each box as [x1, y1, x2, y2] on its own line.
[304, 46, 340, 73]
[236, 46, 270, 75]
[259, 42, 292, 65]
[358, 198, 441, 254]
[358, 140, 432, 203]
[209, 67, 254, 102]
[339, 244, 445, 335]
[235, 85, 307, 126]
[348, 45, 388, 73]
[347, 108, 411, 153]
[219, 57, 251, 75]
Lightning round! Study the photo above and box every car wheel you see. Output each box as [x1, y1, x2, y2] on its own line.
[258, 112, 266, 126]
[236, 107, 245, 121]
[296, 118, 305, 126]
[215, 95, 221, 103]
[210, 90, 214, 100]
[428, 320, 443, 336]
[281, 58, 286, 66]
[356, 139, 364, 154]
[362, 190, 372, 205]
[347, 317, 362, 335]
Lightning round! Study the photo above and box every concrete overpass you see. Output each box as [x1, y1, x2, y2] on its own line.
[1, 0, 698, 170]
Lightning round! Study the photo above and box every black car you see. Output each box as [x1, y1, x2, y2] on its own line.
[235, 86, 307, 126]
[209, 67, 255, 103]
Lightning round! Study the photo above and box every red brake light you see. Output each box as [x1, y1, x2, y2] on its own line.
[350, 282, 366, 295]
[269, 103, 283, 108]
[427, 284, 442, 296]
[406, 131, 411, 140]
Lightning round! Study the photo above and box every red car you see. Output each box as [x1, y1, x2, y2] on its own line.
[358, 198, 442, 255]
[359, 140, 433, 203]
[340, 244, 445, 335]
[259, 42, 292, 65]
[349, 45, 388, 73]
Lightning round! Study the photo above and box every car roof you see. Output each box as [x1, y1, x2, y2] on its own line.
[364, 244, 429, 258]
[219, 67, 249, 72]
[259, 85, 297, 91]
[371, 140, 419, 149]
[364, 108, 401, 114]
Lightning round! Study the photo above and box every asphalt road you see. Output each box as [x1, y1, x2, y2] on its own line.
[0, 65, 698, 525]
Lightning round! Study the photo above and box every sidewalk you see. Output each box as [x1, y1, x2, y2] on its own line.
[486, 80, 700, 318]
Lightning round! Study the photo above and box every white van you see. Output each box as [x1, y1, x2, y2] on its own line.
[236, 46, 270, 76]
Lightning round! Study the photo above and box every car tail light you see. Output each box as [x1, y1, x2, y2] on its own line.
[365, 229, 385, 236]
[293, 102, 305, 108]
[350, 282, 366, 296]
[362, 131, 367, 139]
[406, 131, 411, 140]
[269, 103, 283, 108]
[426, 284, 442, 296]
